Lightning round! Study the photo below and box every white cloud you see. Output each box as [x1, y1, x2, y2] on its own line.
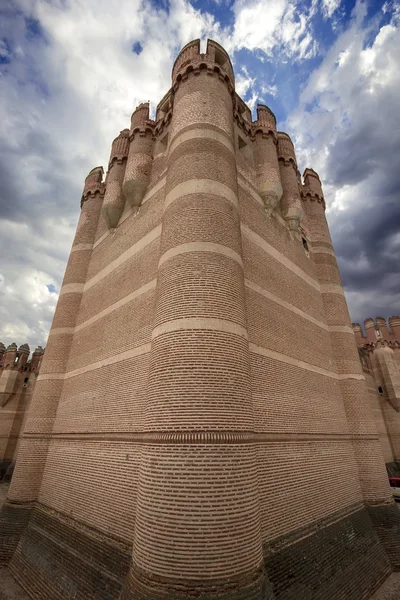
[321, 0, 342, 20]
[232, 0, 318, 60]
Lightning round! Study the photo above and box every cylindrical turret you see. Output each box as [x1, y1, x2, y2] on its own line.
[122, 39, 272, 600]
[253, 105, 282, 214]
[365, 318, 379, 344]
[122, 103, 154, 209]
[30, 346, 44, 373]
[375, 342, 400, 413]
[0, 167, 105, 564]
[352, 322, 366, 346]
[389, 316, 400, 342]
[0, 343, 5, 368]
[3, 344, 17, 369]
[16, 344, 30, 370]
[376, 317, 391, 341]
[102, 129, 130, 229]
[277, 132, 303, 233]
[302, 166, 400, 568]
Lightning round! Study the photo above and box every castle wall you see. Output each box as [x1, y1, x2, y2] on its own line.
[0, 346, 43, 480]
[353, 320, 400, 474]
[1, 39, 400, 600]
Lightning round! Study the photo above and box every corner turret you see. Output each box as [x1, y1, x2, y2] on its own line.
[102, 129, 130, 229]
[81, 166, 105, 207]
[302, 168, 325, 207]
[253, 105, 282, 215]
[389, 317, 400, 342]
[122, 103, 155, 210]
[277, 132, 303, 233]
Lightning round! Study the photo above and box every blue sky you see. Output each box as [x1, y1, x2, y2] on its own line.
[0, 0, 399, 349]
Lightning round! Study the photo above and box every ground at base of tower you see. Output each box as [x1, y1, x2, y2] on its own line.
[1, 484, 400, 600]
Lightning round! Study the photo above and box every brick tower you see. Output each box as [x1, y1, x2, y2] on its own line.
[353, 317, 400, 476]
[0, 343, 44, 480]
[1, 40, 400, 599]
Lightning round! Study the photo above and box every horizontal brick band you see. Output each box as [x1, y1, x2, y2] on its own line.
[165, 179, 239, 212]
[245, 279, 327, 330]
[241, 224, 320, 291]
[48, 327, 75, 337]
[328, 325, 355, 334]
[312, 245, 336, 257]
[159, 242, 243, 268]
[152, 317, 248, 340]
[70, 243, 93, 253]
[320, 283, 345, 296]
[92, 178, 165, 249]
[250, 343, 365, 381]
[86, 226, 161, 290]
[23, 431, 379, 443]
[246, 279, 354, 335]
[59, 283, 85, 296]
[169, 127, 235, 155]
[37, 343, 151, 382]
[75, 279, 156, 333]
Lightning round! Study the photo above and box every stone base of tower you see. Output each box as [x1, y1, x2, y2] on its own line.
[121, 565, 274, 600]
[264, 505, 391, 600]
[7, 505, 131, 600]
[368, 504, 400, 571]
[0, 502, 32, 566]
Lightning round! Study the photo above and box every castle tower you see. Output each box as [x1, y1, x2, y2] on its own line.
[354, 318, 400, 474]
[122, 39, 270, 600]
[0, 343, 44, 482]
[301, 170, 400, 568]
[0, 168, 105, 563]
[1, 40, 400, 600]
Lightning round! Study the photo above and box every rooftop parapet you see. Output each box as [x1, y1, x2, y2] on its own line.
[171, 39, 235, 91]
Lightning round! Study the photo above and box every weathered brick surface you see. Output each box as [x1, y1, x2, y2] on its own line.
[264, 506, 390, 600]
[2, 38, 400, 600]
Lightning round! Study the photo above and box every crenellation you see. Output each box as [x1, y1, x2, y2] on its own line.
[2, 39, 400, 600]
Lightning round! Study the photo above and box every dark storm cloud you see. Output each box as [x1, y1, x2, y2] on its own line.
[290, 4, 400, 325]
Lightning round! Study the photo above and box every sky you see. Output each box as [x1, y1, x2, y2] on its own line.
[0, 0, 399, 350]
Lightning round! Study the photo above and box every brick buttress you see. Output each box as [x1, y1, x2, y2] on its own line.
[120, 39, 274, 600]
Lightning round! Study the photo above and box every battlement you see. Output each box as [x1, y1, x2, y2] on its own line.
[301, 167, 325, 207]
[0, 343, 44, 372]
[352, 317, 400, 346]
[277, 131, 297, 165]
[171, 38, 234, 90]
[81, 166, 105, 206]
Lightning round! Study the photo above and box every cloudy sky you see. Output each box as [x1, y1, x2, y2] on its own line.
[0, 0, 399, 350]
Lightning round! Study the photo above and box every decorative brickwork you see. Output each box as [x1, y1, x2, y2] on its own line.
[1, 39, 400, 599]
